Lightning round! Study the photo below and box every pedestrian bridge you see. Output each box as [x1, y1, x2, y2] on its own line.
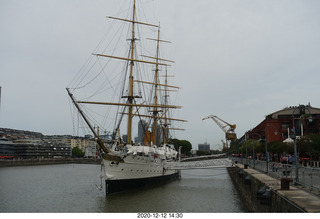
[164, 157, 234, 170]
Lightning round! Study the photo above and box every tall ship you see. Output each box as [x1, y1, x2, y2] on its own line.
[67, 0, 186, 194]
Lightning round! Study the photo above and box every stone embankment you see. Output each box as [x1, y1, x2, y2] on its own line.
[0, 158, 101, 167]
[227, 163, 320, 213]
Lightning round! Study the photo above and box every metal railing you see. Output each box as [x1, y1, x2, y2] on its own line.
[165, 158, 233, 170]
[231, 157, 320, 192]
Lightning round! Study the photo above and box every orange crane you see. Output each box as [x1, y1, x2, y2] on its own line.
[203, 115, 237, 147]
[221, 139, 227, 149]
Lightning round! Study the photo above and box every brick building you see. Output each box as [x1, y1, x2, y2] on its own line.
[246, 104, 320, 143]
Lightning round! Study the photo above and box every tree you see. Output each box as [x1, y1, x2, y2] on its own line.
[297, 134, 320, 160]
[268, 141, 293, 154]
[238, 139, 263, 154]
[72, 147, 84, 158]
[168, 138, 192, 156]
[179, 140, 192, 155]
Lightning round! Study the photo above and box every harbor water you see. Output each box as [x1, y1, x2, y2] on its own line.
[0, 164, 247, 213]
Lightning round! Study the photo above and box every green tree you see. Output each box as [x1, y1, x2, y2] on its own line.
[72, 147, 84, 157]
[237, 139, 262, 154]
[168, 138, 180, 149]
[225, 140, 238, 154]
[297, 134, 320, 160]
[268, 141, 293, 154]
[179, 140, 192, 155]
[298, 134, 320, 153]
[168, 138, 192, 156]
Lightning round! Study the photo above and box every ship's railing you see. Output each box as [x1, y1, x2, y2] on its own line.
[232, 157, 320, 192]
[164, 158, 233, 170]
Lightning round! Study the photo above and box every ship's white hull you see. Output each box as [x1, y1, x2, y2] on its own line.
[103, 154, 178, 180]
[102, 153, 180, 194]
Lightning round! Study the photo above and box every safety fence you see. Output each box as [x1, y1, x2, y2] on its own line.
[231, 157, 320, 192]
[164, 158, 233, 170]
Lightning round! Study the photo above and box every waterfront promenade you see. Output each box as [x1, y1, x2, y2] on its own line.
[228, 162, 320, 212]
[233, 157, 320, 192]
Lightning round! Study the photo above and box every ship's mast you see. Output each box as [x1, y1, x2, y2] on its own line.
[127, 0, 137, 144]
[147, 27, 174, 145]
[68, 0, 184, 147]
[163, 67, 168, 144]
[152, 27, 161, 145]
[144, 28, 189, 145]
[94, 0, 162, 144]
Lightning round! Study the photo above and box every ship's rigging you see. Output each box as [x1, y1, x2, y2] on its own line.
[66, 0, 187, 195]
[67, 0, 185, 147]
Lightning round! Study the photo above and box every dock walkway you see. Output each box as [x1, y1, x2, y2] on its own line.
[233, 163, 320, 212]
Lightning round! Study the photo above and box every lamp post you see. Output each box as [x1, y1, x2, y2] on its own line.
[265, 125, 278, 173]
[251, 133, 261, 169]
[241, 144, 243, 164]
[251, 141, 255, 169]
[291, 106, 313, 183]
[245, 140, 248, 165]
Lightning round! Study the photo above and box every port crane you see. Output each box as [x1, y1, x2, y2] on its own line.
[202, 115, 237, 148]
[221, 139, 227, 149]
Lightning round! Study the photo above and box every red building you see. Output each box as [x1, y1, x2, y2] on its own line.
[247, 104, 320, 143]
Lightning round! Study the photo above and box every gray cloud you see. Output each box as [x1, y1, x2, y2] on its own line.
[1, 0, 319, 149]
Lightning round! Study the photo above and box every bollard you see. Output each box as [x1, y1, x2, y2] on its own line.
[281, 177, 293, 190]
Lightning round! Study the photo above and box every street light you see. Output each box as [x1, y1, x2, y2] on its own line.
[251, 133, 262, 169]
[245, 141, 248, 165]
[265, 125, 278, 173]
[291, 106, 313, 183]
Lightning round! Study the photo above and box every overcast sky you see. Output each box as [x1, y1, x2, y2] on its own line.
[1, 0, 320, 149]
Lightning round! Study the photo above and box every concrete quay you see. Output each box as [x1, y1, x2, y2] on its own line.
[228, 163, 320, 212]
[0, 158, 101, 167]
